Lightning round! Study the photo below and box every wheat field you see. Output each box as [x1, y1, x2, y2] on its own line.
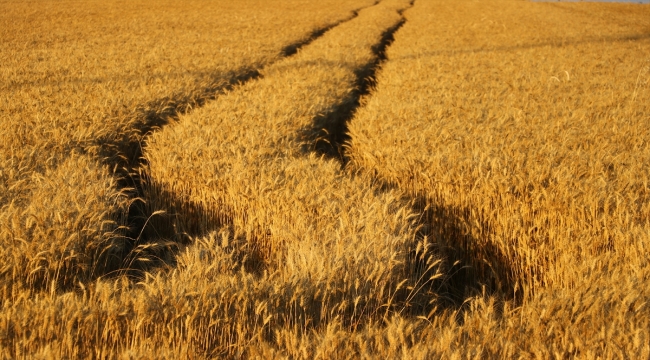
[1, 0, 649, 358]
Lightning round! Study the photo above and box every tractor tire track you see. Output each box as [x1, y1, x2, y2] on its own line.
[89, 1, 384, 276]
[304, 0, 504, 307]
[304, 2, 412, 164]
